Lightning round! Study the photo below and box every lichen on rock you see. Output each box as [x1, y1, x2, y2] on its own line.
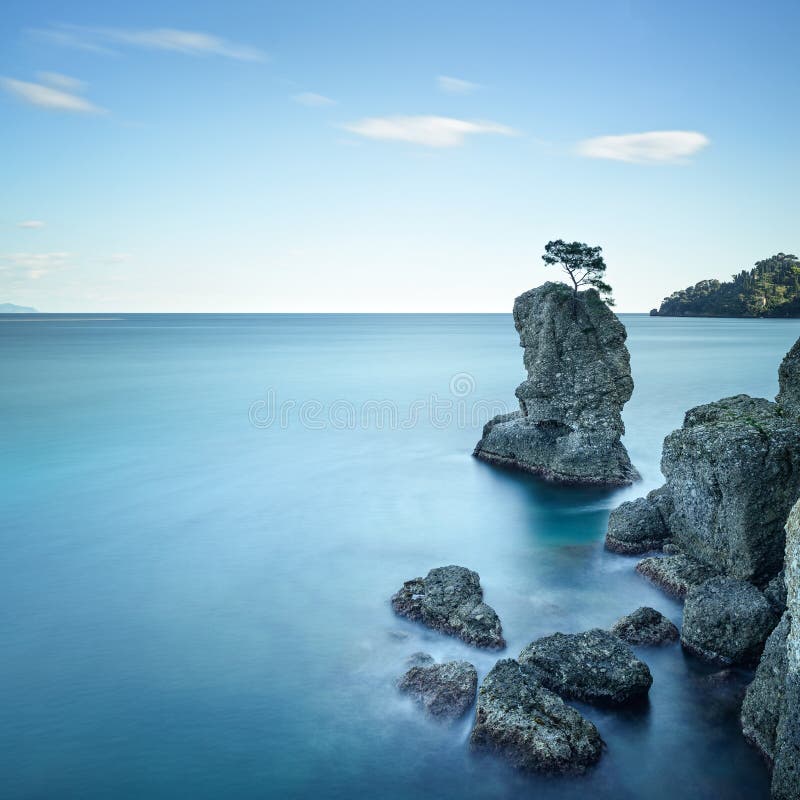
[741, 612, 790, 763]
[661, 395, 800, 586]
[610, 606, 679, 646]
[398, 660, 478, 720]
[391, 565, 505, 649]
[518, 628, 652, 705]
[771, 498, 800, 799]
[605, 487, 672, 554]
[635, 553, 719, 599]
[680, 576, 777, 666]
[469, 658, 603, 774]
[473, 282, 638, 486]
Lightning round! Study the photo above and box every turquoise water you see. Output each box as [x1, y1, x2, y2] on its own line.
[2, 313, 799, 799]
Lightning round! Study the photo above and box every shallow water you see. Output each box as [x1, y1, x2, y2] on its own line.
[2, 312, 798, 799]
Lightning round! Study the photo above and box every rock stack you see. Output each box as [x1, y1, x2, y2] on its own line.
[473, 282, 638, 486]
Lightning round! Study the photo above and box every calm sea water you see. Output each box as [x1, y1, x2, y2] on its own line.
[2, 313, 799, 800]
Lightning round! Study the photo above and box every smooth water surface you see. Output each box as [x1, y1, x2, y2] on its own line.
[2, 313, 799, 799]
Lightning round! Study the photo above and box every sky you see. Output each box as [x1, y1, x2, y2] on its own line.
[1, 0, 798, 312]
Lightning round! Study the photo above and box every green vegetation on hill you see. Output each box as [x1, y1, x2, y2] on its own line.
[652, 253, 800, 317]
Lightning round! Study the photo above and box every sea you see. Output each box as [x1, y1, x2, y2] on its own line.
[3, 312, 799, 799]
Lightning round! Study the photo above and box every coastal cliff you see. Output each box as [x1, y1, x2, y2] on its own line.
[604, 332, 800, 797]
[474, 282, 638, 486]
[742, 501, 800, 799]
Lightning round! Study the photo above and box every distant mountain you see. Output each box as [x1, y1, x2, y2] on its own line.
[0, 303, 38, 313]
[651, 253, 800, 318]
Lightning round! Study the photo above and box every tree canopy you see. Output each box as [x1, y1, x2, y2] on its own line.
[542, 239, 615, 306]
[653, 253, 800, 317]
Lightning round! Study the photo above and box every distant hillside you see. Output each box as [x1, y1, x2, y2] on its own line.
[651, 253, 800, 317]
[0, 303, 38, 313]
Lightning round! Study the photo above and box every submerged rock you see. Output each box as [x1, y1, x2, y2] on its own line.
[681, 577, 776, 665]
[741, 613, 790, 763]
[518, 628, 652, 705]
[473, 282, 638, 486]
[391, 565, 505, 649]
[610, 606, 679, 646]
[636, 553, 719, 598]
[398, 660, 478, 720]
[660, 395, 800, 586]
[404, 652, 435, 668]
[469, 658, 603, 774]
[605, 488, 671, 554]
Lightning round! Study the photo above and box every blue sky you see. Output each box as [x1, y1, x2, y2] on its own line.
[1, 0, 798, 312]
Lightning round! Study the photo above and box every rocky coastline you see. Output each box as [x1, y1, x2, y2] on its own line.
[391, 563, 669, 773]
[389, 286, 800, 794]
[603, 333, 800, 799]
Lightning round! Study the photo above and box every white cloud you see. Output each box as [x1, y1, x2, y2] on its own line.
[341, 115, 518, 147]
[36, 71, 86, 91]
[577, 130, 710, 164]
[35, 24, 266, 62]
[292, 92, 336, 107]
[437, 75, 480, 95]
[0, 252, 70, 279]
[17, 220, 46, 229]
[1, 77, 104, 113]
[33, 27, 115, 55]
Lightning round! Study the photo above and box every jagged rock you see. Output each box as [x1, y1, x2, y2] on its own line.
[398, 660, 478, 720]
[405, 652, 435, 668]
[469, 658, 603, 774]
[636, 554, 719, 598]
[610, 606, 679, 646]
[741, 613, 790, 763]
[661, 395, 800, 586]
[772, 499, 800, 799]
[391, 565, 505, 649]
[777, 337, 800, 416]
[605, 487, 671, 554]
[473, 282, 638, 486]
[518, 628, 652, 705]
[681, 577, 776, 665]
[766, 570, 788, 615]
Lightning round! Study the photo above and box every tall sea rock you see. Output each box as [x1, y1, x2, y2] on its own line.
[473, 282, 638, 486]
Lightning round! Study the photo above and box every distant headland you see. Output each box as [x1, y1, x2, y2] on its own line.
[0, 303, 38, 313]
[651, 253, 800, 317]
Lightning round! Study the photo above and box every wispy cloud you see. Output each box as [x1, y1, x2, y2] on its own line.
[292, 92, 336, 107]
[34, 24, 267, 62]
[577, 130, 710, 164]
[17, 220, 46, 229]
[341, 115, 518, 147]
[0, 76, 104, 113]
[36, 71, 86, 92]
[0, 252, 70, 279]
[437, 75, 480, 95]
